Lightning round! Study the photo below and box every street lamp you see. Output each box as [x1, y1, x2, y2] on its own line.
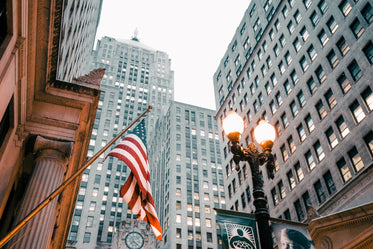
[223, 111, 276, 249]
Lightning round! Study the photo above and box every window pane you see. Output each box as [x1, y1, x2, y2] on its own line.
[337, 158, 352, 182]
[348, 147, 364, 172]
[350, 100, 366, 123]
[336, 115, 350, 138]
[361, 87, 373, 111]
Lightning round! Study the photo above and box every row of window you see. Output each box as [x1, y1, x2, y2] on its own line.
[227, 129, 372, 220]
[220, 0, 371, 119]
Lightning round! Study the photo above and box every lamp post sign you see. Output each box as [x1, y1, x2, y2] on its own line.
[216, 209, 259, 249]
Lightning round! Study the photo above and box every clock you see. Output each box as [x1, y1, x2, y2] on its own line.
[125, 231, 144, 249]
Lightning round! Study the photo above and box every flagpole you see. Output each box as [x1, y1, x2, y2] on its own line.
[0, 106, 153, 248]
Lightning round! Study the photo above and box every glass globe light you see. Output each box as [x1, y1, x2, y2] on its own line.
[254, 120, 276, 145]
[222, 112, 244, 136]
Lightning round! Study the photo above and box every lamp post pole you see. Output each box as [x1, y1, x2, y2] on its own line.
[224, 113, 276, 249]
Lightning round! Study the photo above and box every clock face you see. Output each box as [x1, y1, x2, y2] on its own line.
[125, 231, 144, 249]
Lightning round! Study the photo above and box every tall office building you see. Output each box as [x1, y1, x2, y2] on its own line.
[66, 36, 174, 248]
[148, 101, 225, 249]
[57, 0, 103, 82]
[213, 0, 372, 238]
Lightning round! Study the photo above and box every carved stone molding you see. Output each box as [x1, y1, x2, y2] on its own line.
[33, 136, 73, 165]
[71, 68, 105, 89]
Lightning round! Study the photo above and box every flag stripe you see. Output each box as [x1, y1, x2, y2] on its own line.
[108, 134, 162, 240]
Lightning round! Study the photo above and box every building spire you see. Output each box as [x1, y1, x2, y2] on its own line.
[132, 28, 139, 42]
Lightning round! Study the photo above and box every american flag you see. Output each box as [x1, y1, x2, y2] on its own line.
[107, 121, 162, 240]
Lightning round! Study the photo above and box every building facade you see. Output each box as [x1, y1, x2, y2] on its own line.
[66, 36, 174, 248]
[213, 0, 372, 236]
[0, 0, 102, 249]
[57, 0, 103, 82]
[149, 101, 225, 249]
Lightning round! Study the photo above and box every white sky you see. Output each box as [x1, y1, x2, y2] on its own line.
[95, 0, 250, 110]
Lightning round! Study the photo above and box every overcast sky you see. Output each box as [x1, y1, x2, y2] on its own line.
[95, 0, 250, 110]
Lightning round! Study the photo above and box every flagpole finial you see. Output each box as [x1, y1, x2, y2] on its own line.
[148, 105, 152, 110]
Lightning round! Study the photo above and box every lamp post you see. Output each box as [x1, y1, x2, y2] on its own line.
[223, 111, 276, 249]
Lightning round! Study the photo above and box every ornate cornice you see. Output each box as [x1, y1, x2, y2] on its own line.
[71, 68, 105, 90]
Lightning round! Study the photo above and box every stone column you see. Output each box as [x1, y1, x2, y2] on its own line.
[7, 136, 72, 249]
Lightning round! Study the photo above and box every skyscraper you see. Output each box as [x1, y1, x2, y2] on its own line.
[214, 0, 372, 237]
[57, 0, 103, 82]
[148, 101, 225, 249]
[66, 36, 174, 248]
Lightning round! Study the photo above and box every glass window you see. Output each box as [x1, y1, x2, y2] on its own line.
[280, 34, 286, 47]
[363, 41, 373, 64]
[288, 136, 296, 153]
[324, 89, 337, 109]
[300, 56, 309, 72]
[271, 188, 279, 206]
[363, 131, 373, 156]
[337, 158, 352, 182]
[307, 45, 317, 61]
[337, 73, 351, 94]
[318, 0, 328, 14]
[281, 113, 289, 128]
[323, 171, 336, 195]
[284, 80, 292, 95]
[83, 232, 91, 243]
[318, 29, 329, 47]
[294, 199, 305, 221]
[336, 36, 350, 56]
[315, 66, 326, 83]
[293, 37, 302, 52]
[285, 51, 293, 65]
[291, 70, 299, 85]
[314, 140, 325, 161]
[265, 82, 272, 95]
[305, 114, 315, 132]
[335, 115, 350, 138]
[281, 144, 289, 162]
[271, 74, 277, 86]
[348, 147, 364, 172]
[290, 101, 298, 117]
[350, 18, 364, 39]
[305, 150, 316, 170]
[361, 87, 373, 111]
[287, 21, 295, 34]
[316, 100, 327, 120]
[307, 77, 317, 95]
[327, 50, 339, 69]
[295, 162, 304, 182]
[300, 27, 309, 42]
[347, 59, 362, 81]
[270, 101, 277, 114]
[276, 92, 283, 106]
[310, 11, 319, 26]
[327, 16, 339, 34]
[294, 10, 302, 24]
[339, 0, 352, 16]
[274, 44, 280, 57]
[314, 180, 326, 203]
[350, 100, 366, 123]
[303, 0, 312, 9]
[297, 124, 307, 142]
[287, 170, 296, 190]
[279, 61, 286, 75]
[361, 3, 373, 24]
[278, 180, 286, 199]
[325, 126, 338, 149]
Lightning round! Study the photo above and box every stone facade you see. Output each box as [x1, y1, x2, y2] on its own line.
[0, 0, 102, 248]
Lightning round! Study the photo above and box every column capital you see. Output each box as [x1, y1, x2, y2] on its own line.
[33, 136, 73, 163]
